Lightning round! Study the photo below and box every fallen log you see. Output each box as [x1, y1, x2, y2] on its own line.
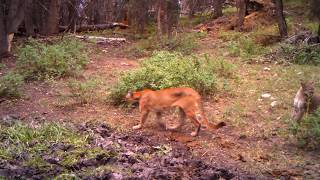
[74, 35, 126, 44]
[59, 23, 129, 32]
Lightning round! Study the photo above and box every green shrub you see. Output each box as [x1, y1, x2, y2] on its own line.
[0, 121, 113, 170]
[109, 51, 234, 104]
[0, 72, 24, 98]
[68, 79, 99, 104]
[280, 43, 320, 65]
[226, 36, 268, 59]
[126, 32, 206, 58]
[290, 108, 320, 149]
[16, 38, 88, 80]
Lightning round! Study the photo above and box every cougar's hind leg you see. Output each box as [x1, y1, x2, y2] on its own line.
[188, 114, 201, 137]
[133, 111, 149, 130]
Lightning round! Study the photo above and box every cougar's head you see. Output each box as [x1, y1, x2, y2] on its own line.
[301, 81, 315, 99]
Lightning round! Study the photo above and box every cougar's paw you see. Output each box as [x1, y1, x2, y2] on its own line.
[191, 131, 198, 137]
[133, 124, 142, 130]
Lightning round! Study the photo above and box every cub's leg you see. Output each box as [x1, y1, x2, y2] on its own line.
[133, 111, 149, 130]
[166, 107, 186, 130]
[155, 111, 166, 129]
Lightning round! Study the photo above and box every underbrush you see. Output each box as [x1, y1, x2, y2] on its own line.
[67, 78, 101, 104]
[0, 120, 114, 175]
[16, 38, 88, 80]
[279, 43, 320, 65]
[219, 31, 269, 60]
[126, 32, 206, 58]
[290, 108, 320, 149]
[0, 72, 24, 98]
[109, 51, 234, 104]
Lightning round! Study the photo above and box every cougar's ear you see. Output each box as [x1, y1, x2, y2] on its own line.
[310, 81, 315, 87]
[300, 80, 306, 89]
[125, 90, 133, 98]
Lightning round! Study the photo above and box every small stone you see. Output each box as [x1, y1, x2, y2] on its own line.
[121, 62, 130, 66]
[261, 93, 271, 98]
[271, 101, 278, 107]
[264, 67, 271, 71]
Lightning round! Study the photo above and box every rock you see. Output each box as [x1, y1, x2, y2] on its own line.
[261, 93, 271, 98]
[263, 67, 271, 71]
[271, 101, 278, 107]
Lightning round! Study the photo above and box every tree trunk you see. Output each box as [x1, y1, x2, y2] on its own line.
[157, 0, 163, 40]
[24, 0, 35, 36]
[237, 0, 247, 30]
[318, 23, 320, 37]
[274, 0, 288, 38]
[0, 0, 26, 57]
[43, 0, 61, 35]
[0, 2, 8, 57]
[213, 0, 223, 19]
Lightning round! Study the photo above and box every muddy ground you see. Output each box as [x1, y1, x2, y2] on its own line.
[0, 117, 254, 179]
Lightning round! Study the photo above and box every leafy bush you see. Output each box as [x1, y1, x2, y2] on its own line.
[68, 79, 99, 104]
[0, 72, 24, 98]
[109, 51, 233, 104]
[280, 44, 320, 65]
[16, 38, 88, 80]
[0, 121, 113, 170]
[126, 32, 206, 58]
[290, 108, 320, 149]
[226, 36, 268, 59]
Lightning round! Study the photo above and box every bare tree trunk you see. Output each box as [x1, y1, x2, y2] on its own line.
[0, 0, 26, 57]
[24, 0, 35, 36]
[274, 0, 287, 38]
[167, 0, 179, 39]
[213, 0, 223, 19]
[44, 0, 61, 35]
[157, 0, 163, 40]
[318, 23, 320, 37]
[236, 0, 247, 30]
[0, 2, 8, 57]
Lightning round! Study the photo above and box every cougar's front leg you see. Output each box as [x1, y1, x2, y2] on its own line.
[133, 110, 149, 130]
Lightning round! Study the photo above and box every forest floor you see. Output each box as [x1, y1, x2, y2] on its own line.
[1, 3, 320, 180]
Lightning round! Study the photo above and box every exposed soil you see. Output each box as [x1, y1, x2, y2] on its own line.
[0, 119, 252, 179]
[1, 14, 320, 178]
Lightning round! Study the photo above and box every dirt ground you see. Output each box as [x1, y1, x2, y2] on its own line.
[1, 33, 320, 179]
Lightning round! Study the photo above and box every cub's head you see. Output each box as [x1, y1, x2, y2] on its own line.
[125, 90, 141, 102]
[301, 81, 315, 99]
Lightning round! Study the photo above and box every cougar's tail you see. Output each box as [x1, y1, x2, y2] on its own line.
[201, 116, 226, 130]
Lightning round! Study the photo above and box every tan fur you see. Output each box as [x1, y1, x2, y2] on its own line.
[292, 81, 320, 122]
[126, 87, 226, 136]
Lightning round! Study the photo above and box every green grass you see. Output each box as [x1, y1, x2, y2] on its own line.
[16, 38, 88, 80]
[223, 6, 237, 16]
[68, 78, 100, 104]
[109, 51, 234, 104]
[289, 108, 320, 149]
[125, 31, 207, 58]
[0, 121, 114, 170]
[0, 71, 24, 98]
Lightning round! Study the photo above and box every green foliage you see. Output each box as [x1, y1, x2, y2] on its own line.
[68, 78, 99, 104]
[109, 51, 234, 104]
[0, 72, 24, 98]
[126, 32, 206, 58]
[290, 108, 320, 149]
[16, 38, 88, 80]
[226, 36, 269, 59]
[280, 44, 320, 65]
[0, 121, 113, 170]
